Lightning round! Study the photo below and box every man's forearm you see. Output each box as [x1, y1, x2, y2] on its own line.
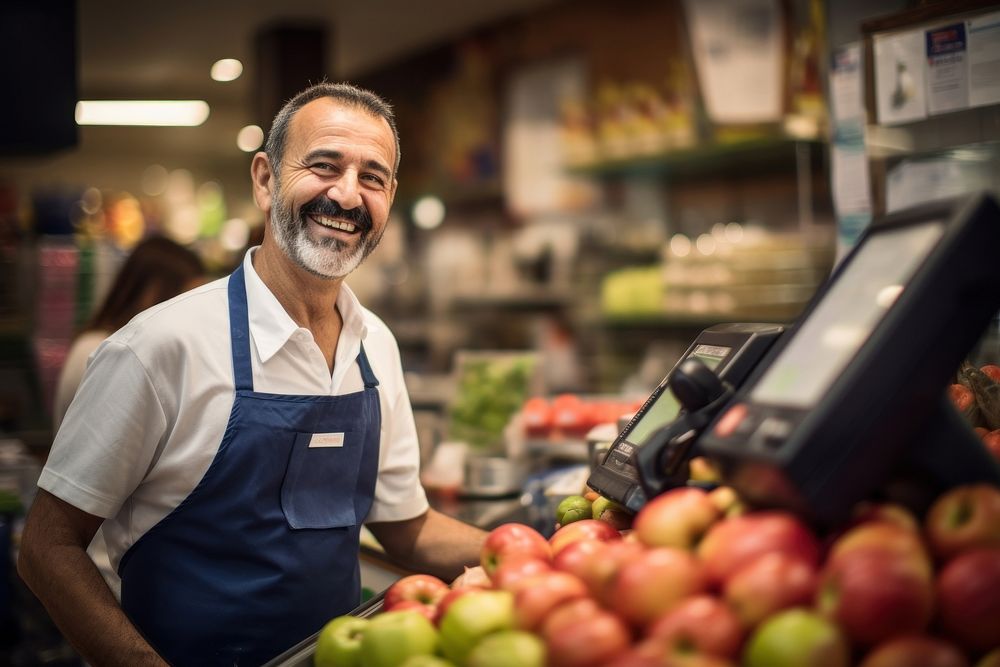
[370, 508, 487, 581]
[17, 492, 166, 666]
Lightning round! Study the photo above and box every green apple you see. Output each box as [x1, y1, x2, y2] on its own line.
[744, 609, 849, 667]
[438, 590, 515, 664]
[591, 495, 625, 521]
[466, 630, 546, 667]
[399, 656, 456, 667]
[314, 615, 370, 667]
[358, 610, 438, 667]
[556, 495, 592, 526]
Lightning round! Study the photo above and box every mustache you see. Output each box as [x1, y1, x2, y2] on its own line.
[299, 196, 372, 232]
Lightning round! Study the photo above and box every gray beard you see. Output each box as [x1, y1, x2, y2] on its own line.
[270, 188, 381, 280]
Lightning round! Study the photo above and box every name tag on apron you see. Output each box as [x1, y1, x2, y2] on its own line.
[309, 432, 345, 448]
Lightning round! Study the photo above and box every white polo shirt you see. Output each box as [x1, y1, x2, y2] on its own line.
[39, 248, 429, 594]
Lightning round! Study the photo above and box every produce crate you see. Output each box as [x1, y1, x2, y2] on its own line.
[263, 592, 385, 667]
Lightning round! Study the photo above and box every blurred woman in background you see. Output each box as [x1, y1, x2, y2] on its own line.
[53, 235, 207, 432]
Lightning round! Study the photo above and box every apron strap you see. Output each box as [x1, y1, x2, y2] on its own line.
[227, 265, 255, 392]
[357, 342, 379, 389]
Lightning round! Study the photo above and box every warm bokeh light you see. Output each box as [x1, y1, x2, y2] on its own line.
[141, 164, 170, 197]
[210, 58, 243, 82]
[219, 218, 251, 252]
[669, 234, 691, 258]
[236, 125, 264, 152]
[412, 196, 446, 229]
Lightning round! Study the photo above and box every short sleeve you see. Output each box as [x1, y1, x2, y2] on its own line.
[364, 354, 429, 524]
[38, 339, 168, 519]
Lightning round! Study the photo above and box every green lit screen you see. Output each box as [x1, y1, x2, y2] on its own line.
[625, 345, 729, 446]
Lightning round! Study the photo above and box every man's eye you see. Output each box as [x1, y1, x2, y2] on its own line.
[312, 163, 335, 172]
[362, 174, 385, 186]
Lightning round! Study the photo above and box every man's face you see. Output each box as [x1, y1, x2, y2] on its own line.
[267, 98, 397, 279]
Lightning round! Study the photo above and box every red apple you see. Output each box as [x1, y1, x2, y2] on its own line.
[605, 640, 737, 667]
[847, 501, 920, 533]
[388, 598, 438, 622]
[512, 571, 590, 631]
[697, 511, 821, 587]
[723, 552, 818, 628]
[522, 397, 553, 438]
[549, 518, 621, 557]
[983, 430, 1000, 462]
[481, 523, 552, 577]
[610, 547, 708, 628]
[553, 538, 645, 605]
[982, 365, 1000, 383]
[491, 556, 553, 591]
[633, 487, 721, 550]
[383, 574, 450, 611]
[857, 635, 969, 667]
[433, 585, 487, 626]
[817, 549, 934, 647]
[936, 547, 1000, 654]
[949, 384, 976, 413]
[826, 521, 933, 579]
[540, 598, 632, 667]
[646, 595, 745, 660]
[924, 483, 1000, 560]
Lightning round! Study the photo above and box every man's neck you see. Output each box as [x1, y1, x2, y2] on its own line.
[252, 239, 343, 331]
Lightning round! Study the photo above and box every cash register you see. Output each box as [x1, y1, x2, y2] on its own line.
[591, 192, 1000, 525]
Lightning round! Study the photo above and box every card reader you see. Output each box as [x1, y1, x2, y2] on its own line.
[699, 193, 1000, 524]
[587, 323, 783, 512]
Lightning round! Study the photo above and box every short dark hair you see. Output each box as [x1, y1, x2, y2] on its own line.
[264, 82, 401, 180]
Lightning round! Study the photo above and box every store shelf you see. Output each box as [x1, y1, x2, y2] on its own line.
[566, 137, 825, 180]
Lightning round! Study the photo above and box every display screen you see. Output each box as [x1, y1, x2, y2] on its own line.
[625, 344, 730, 446]
[751, 222, 945, 407]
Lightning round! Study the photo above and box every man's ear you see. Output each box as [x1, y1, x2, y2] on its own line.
[388, 178, 398, 207]
[250, 152, 274, 212]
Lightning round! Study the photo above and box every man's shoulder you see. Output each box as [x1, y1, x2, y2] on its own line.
[111, 277, 230, 360]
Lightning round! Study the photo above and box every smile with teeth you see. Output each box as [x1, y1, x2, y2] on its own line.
[311, 215, 359, 233]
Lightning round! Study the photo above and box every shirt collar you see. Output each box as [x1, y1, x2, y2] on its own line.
[242, 247, 369, 365]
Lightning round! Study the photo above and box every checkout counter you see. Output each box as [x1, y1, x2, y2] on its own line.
[267, 192, 1000, 666]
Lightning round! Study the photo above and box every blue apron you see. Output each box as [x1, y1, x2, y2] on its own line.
[118, 264, 381, 666]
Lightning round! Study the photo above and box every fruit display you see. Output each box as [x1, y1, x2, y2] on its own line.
[315, 483, 1000, 666]
[949, 361, 1000, 462]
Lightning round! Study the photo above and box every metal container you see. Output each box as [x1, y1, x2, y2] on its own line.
[462, 455, 526, 497]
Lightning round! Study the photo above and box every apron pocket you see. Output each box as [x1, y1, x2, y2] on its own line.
[281, 430, 360, 529]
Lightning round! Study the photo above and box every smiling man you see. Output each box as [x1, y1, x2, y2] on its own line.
[18, 83, 487, 667]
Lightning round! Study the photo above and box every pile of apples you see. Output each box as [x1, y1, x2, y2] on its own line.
[315, 482, 1000, 667]
[948, 362, 1000, 462]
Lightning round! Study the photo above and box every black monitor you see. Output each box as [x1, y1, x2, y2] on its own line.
[699, 192, 1000, 524]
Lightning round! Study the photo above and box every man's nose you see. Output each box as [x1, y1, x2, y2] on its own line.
[326, 172, 363, 211]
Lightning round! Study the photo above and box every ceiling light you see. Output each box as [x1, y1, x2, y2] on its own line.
[75, 101, 210, 126]
[211, 58, 244, 82]
[236, 125, 264, 152]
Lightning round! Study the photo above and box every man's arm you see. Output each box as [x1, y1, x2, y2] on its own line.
[367, 508, 487, 581]
[17, 490, 167, 667]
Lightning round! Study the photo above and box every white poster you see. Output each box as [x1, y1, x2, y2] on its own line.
[926, 22, 969, 115]
[968, 10, 1000, 107]
[683, 0, 784, 124]
[874, 29, 928, 125]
